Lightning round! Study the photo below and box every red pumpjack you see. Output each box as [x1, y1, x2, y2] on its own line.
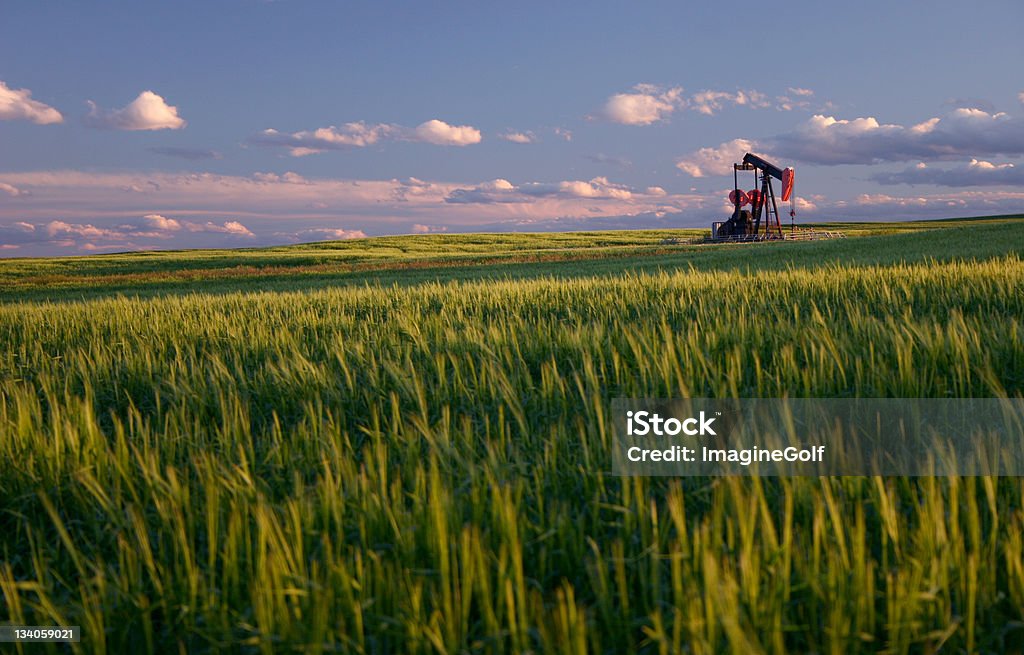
[712, 153, 795, 240]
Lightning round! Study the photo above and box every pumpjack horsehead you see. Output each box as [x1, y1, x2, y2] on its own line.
[712, 153, 796, 240]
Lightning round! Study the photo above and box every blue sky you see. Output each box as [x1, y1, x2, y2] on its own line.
[1, 0, 1023, 256]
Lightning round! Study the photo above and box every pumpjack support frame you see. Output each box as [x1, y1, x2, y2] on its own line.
[737, 154, 782, 238]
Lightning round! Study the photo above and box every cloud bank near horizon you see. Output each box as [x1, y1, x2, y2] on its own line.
[1, 167, 1021, 256]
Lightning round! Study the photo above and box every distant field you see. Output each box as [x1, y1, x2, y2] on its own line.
[1, 216, 1023, 653]
[1, 214, 1021, 302]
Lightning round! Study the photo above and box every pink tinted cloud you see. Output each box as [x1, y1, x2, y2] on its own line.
[0, 80, 63, 124]
[84, 91, 186, 131]
[675, 139, 758, 177]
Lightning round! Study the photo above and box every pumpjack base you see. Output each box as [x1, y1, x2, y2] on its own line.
[706, 230, 846, 243]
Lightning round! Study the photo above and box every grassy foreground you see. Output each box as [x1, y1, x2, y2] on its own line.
[1, 218, 1024, 653]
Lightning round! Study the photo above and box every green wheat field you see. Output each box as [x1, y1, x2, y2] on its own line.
[2, 216, 1023, 654]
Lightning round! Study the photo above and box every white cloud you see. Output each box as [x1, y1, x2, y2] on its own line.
[532, 177, 634, 200]
[603, 84, 683, 125]
[732, 90, 770, 108]
[445, 176, 673, 204]
[675, 138, 757, 177]
[142, 214, 181, 231]
[250, 118, 481, 155]
[0, 81, 63, 124]
[284, 227, 367, 242]
[554, 127, 573, 141]
[500, 131, 536, 144]
[85, 91, 186, 131]
[44, 215, 205, 241]
[768, 108, 1024, 164]
[854, 194, 931, 207]
[46, 220, 121, 239]
[411, 224, 448, 233]
[688, 90, 730, 116]
[248, 122, 396, 156]
[311, 123, 393, 146]
[445, 179, 525, 204]
[253, 171, 309, 184]
[969, 159, 1015, 170]
[185, 220, 254, 236]
[791, 197, 817, 212]
[289, 147, 325, 157]
[603, 84, 803, 124]
[775, 98, 795, 112]
[690, 89, 770, 115]
[390, 176, 445, 202]
[1019, 91, 1024, 105]
[775, 88, 819, 112]
[412, 119, 481, 146]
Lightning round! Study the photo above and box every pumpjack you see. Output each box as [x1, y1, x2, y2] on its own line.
[712, 153, 796, 240]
